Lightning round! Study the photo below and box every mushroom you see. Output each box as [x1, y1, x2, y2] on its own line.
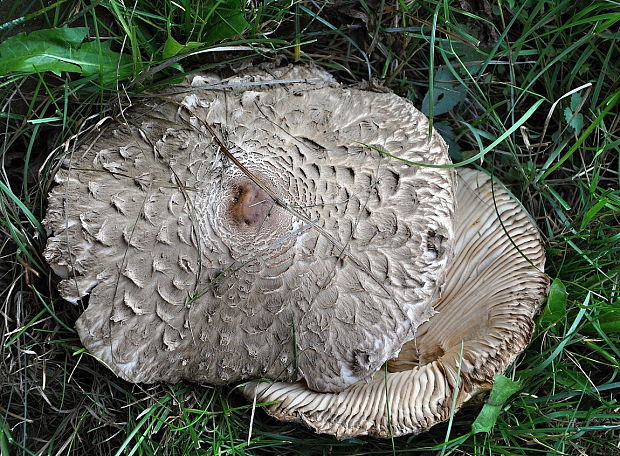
[43, 65, 456, 393]
[241, 167, 549, 438]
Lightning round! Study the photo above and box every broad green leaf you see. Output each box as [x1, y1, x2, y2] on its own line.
[471, 375, 522, 434]
[163, 35, 185, 59]
[434, 122, 462, 160]
[0, 27, 89, 75]
[203, 0, 249, 45]
[162, 35, 202, 59]
[0, 27, 132, 82]
[422, 68, 468, 116]
[70, 41, 133, 81]
[13, 26, 88, 46]
[539, 278, 568, 326]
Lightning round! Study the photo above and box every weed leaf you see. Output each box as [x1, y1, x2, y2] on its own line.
[204, 0, 249, 44]
[539, 278, 568, 326]
[0, 26, 132, 81]
[564, 92, 584, 135]
[0, 27, 88, 75]
[162, 35, 202, 59]
[422, 68, 467, 116]
[434, 122, 462, 159]
[69, 41, 133, 80]
[471, 375, 522, 434]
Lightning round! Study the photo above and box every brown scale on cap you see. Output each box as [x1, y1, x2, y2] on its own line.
[227, 182, 271, 227]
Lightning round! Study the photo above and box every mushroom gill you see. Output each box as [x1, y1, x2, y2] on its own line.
[43, 65, 456, 393]
[241, 167, 549, 438]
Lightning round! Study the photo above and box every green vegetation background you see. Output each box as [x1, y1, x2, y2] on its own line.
[0, 0, 618, 454]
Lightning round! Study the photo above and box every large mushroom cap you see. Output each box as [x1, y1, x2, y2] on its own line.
[241, 168, 549, 438]
[43, 65, 455, 392]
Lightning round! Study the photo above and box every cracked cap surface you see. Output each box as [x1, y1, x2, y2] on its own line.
[241, 168, 549, 437]
[43, 65, 455, 392]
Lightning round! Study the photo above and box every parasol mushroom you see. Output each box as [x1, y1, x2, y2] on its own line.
[43, 65, 456, 393]
[241, 167, 549, 438]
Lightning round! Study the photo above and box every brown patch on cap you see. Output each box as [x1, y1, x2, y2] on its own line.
[227, 181, 271, 226]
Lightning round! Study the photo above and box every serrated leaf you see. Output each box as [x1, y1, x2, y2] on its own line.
[570, 92, 582, 111]
[16, 26, 88, 46]
[471, 375, 522, 434]
[564, 93, 584, 135]
[563, 107, 573, 123]
[571, 113, 584, 135]
[564, 107, 584, 135]
[539, 278, 568, 326]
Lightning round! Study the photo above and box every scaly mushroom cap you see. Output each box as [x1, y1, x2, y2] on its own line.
[43, 65, 455, 392]
[241, 168, 549, 437]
